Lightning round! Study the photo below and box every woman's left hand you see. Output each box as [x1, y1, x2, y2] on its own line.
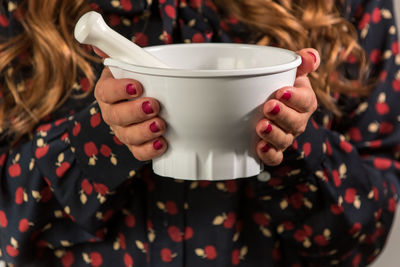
[256, 48, 320, 166]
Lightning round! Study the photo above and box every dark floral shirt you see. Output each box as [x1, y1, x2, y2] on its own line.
[1, 0, 400, 266]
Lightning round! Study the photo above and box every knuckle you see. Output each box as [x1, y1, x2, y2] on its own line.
[308, 93, 318, 112]
[275, 141, 286, 151]
[130, 150, 148, 162]
[268, 153, 283, 166]
[293, 122, 306, 136]
[283, 134, 294, 149]
[275, 134, 292, 151]
[109, 107, 122, 125]
[95, 85, 106, 103]
[129, 145, 152, 161]
[121, 127, 141, 146]
[113, 130, 128, 145]
[303, 94, 313, 109]
[291, 120, 306, 136]
[298, 123, 307, 134]
[311, 99, 318, 113]
[101, 108, 112, 126]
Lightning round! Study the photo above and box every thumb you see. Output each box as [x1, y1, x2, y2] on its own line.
[296, 48, 320, 77]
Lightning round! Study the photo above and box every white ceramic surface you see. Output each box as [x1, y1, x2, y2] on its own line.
[105, 43, 301, 180]
[74, 11, 169, 68]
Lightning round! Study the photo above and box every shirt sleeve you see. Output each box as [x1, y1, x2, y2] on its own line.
[258, 0, 400, 265]
[0, 2, 148, 263]
[33, 102, 149, 229]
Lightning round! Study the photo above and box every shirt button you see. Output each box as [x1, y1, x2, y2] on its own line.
[257, 171, 271, 182]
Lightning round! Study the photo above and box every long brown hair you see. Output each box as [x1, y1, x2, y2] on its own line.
[0, 0, 368, 144]
[0, 0, 97, 143]
[216, 0, 369, 113]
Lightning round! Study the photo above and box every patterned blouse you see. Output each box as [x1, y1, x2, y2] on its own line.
[1, 0, 400, 266]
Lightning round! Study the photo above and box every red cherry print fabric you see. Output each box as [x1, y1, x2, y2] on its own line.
[1, 0, 400, 266]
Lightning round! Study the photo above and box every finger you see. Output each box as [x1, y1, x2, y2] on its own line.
[128, 137, 168, 161]
[263, 100, 309, 136]
[114, 117, 166, 146]
[274, 86, 317, 114]
[296, 48, 320, 77]
[101, 97, 160, 127]
[256, 140, 283, 166]
[93, 46, 109, 58]
[95, 67, 143, 104]
[293, 75, 312, 89]
[256, 119, 294, 151]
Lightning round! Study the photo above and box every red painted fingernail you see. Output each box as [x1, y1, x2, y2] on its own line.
[308, 51, 317, 63]
[281, 91, 292, 101]
[269, 104, 280, 115]
[261, 144, 270, 153]
[142, 101, 154, 114]
[153, 140, 163, 150]
[150, 122, 160, 133]
[126, 83, 137, 95]
[301, 55, 305, 64]
[263, 123, 272, 134]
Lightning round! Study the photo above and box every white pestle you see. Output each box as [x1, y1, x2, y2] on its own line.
[74, 11, 170, 68]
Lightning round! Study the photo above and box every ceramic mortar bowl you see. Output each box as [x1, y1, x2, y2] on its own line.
[104, 43, 301, 180]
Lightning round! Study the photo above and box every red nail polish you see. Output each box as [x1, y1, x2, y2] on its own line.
[300, 55, 305, 65]
[153, 140, 163, 150]
[281, 91, 291, 101]
[270, 104, 280, 115]
[308, 51, 317, 63]
[263, 123, 272, 134]
[261, 144, 270, 153]
[142, 101, 154, 114]
[126, 84, 137, 95]
[150, 122, 160, 133]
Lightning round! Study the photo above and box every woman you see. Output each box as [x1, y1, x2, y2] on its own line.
[0, 0, 399, 266]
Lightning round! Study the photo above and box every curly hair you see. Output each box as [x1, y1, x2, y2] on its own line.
[0, 0, 368, 144]
[0, 0, 98, 144]
[216, 0, 369, 113]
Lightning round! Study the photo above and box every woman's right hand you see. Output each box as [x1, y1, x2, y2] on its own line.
[94, 51, 168, 161]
